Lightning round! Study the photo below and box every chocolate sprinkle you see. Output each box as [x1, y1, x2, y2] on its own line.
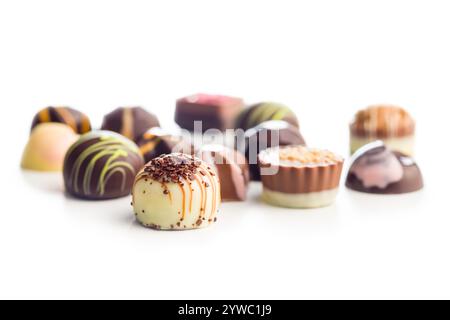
[142, 154, 202, 184]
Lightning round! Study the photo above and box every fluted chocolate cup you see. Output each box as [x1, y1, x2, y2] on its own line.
[259, 146, 344, 208]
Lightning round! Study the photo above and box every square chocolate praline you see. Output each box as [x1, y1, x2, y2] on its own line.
[175, 94, 244, 132]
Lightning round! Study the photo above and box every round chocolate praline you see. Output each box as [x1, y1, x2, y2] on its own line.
[22, 123, 79, 172]
[241, 120, 306, 181]
[132, 153, 221, 230]
[31, 106, 92, 134]
[101, 107, 160, 142]
[235, 102, 299, 132]
[137, 127, 195, 163]
[63, 131, 145, 200]
[345, 141, 423, 194]
[197, 144, 249, 201]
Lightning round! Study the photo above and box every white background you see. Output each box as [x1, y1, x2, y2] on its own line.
[1, 0, 449, 299]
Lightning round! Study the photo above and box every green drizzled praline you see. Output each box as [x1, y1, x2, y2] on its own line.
[235, 102, 299, 132]
[63, 130, 145, 200]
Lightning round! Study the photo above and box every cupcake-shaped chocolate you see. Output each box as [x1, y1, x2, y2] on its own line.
[259, 146, 344, 208]
[31, 106, 91, 134]
[63, 131, 144, 200]
[132, 153, 221, 230]
[197, 144, 249, 201]
[346, 141, 423, 194]
[350, 105, 415, 156]
[175, 94, 245, 132]
[101, 107, 160, 142]
[22, 123, 79, 172]
[137, 127, 195, 163]
[235, 102, 299, 132]
[242, 120, 306, 181]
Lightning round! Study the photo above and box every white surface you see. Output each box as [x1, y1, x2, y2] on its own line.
[1, 0, 450, 299]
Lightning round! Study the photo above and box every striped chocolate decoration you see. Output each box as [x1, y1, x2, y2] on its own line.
[101, 107, 160, 142]
[63, 131, 145, 200]
[235, 102, 299, 132]
[31, 106, 91, 134]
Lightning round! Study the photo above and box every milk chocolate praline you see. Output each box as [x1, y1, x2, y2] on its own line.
[197, 144, 249, 201]
[350, 105, 415, 156]
[241, 120, 306, 181]
[101, 107, 160, 142]
[259, 145, 344, 208]
[346, 141, 423, 194]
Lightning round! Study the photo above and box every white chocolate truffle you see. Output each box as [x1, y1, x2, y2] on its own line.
[132, 153, 221, 230]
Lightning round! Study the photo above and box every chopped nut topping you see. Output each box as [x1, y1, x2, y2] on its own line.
[277, 146, 340, 165]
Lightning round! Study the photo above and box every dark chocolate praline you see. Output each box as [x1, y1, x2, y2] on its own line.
[137, 127, 195, 163]
[31, 106, 91, 134]
[101, 107, 160, 142]
[63, 131, 145, 200]
[235, 102, 299, 132]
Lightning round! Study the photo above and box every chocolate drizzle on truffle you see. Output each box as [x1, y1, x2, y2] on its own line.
[133, 153, 221, 230]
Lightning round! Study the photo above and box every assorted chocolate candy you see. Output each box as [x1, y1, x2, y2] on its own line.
[31, 106, 91, 134]
[22, 99, 424, 231]
[101, 107, 160, 142]
[63, 131, 145, 200]
[22, 123, 79, 172]
[259, 146, 344, 208]
[197, 144, 249, 202]
[132, 153, 221, 230]
[235, 102, 299, 132]
[346, 141, 423, 194]
[242, 120, 306, 181]
[137, 127, 195, 163]
[350, 105, 415, 156]
[175, 94, 244, 132]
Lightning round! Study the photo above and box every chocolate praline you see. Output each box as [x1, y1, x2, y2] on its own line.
[197, 144, 249, 201]
[137, 127, 195, 163]
[175, 94, 244, 132]
[101, 107, 160, 142]
[235, 102, 299, 132]
[240, 120, 306, 181]
[345, 141, 423, 194]
[259, 145, 344, 208]
[349, 105, 415, 156]
[132, 153, 221, 230]
[22, 123, 79, 172]
[63, 131, 145, 200]
[31, 106, 91, 134]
